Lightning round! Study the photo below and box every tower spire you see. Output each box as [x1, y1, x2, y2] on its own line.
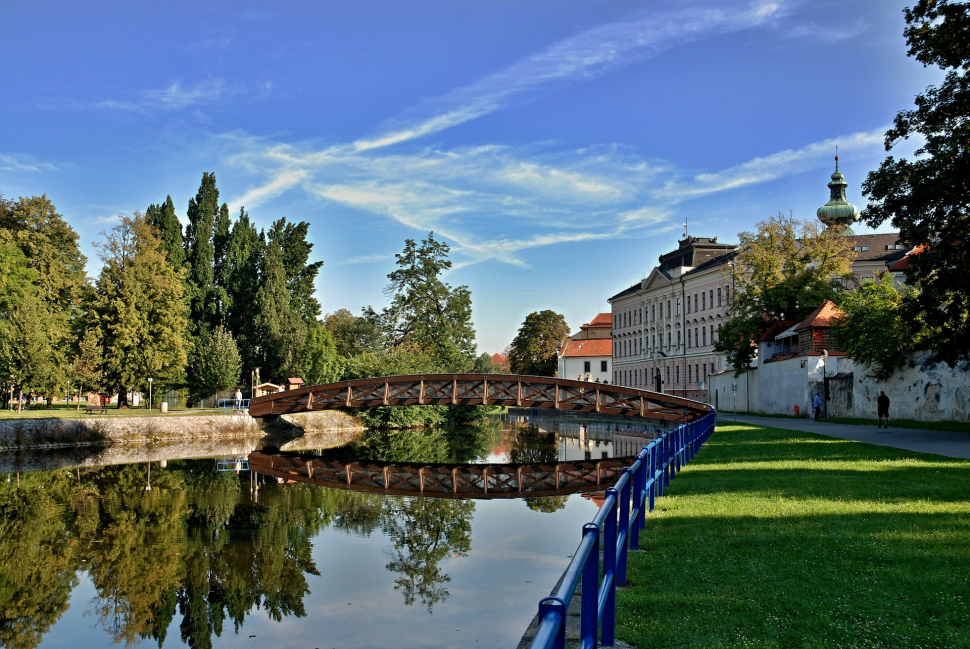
[816, 148, 859, 236]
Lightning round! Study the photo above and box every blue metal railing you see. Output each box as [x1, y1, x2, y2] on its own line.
[217, 398, 250, 413]
[530, 409, 717, 649]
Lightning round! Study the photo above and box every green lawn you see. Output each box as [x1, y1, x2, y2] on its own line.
[824, 416, 970, 434]
[616, 422, 970, 648]
[0, 403, 227, 419]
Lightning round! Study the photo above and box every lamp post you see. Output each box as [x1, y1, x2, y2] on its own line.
[820, 350, 828, 419]
[148, 377, 153, 411]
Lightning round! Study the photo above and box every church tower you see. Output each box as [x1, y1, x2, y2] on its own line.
[817, 154, 860, 235]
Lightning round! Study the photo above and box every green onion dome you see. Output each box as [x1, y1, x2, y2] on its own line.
[817, 155, 860, 236]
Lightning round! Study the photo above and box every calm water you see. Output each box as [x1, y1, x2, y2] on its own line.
[0, 414, 655, 649]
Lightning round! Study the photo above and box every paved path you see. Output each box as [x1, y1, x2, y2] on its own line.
[728, 414, 970, 460]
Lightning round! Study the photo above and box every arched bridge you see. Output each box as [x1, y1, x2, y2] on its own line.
[248, 374, 711, 422]
[248, 453, 636, 499]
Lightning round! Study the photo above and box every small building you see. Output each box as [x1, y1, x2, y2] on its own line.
[793, 300, 844, 355]
[491, 353, 510, 372]
[255, 382, 282, 398]
[558, 313, 613, 382]
[285, 377, 305, 391]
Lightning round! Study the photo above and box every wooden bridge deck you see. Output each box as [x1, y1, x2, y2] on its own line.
[248, 452, 637, 499]
[249, 374, 710, 421]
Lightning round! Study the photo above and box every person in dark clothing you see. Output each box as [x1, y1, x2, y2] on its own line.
[813, 394, 822, 421]
[877, 391, 890, 428]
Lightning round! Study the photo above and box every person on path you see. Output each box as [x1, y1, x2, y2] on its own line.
[813, 393, 822, 421]
[877, 391, 890, 428]
[234, 388, 243, 408]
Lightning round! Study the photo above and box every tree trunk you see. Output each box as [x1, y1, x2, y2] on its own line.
[117, 387, 129, 409]
[77, 384, 82, 411]
[17, 390, 22, 413]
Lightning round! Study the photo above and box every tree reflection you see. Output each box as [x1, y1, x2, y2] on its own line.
[508, 424, 558, 464]
[381, 498, 474, 611]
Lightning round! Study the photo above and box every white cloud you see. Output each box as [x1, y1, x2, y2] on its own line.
[94, 79, 239, 112]
[0, 153, 54, 172]
[353, 1, 787, 151]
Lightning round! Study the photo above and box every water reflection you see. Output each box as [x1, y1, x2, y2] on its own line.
[0, 414, 655, 648]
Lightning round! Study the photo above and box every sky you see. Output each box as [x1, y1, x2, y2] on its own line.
[0, 0, 938, 354]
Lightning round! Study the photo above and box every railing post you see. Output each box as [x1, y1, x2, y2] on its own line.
[648, 442, 657, 511]
[603, 490, 618, 647]
[618, 470, 631, 587]
[538, 597, 567, 649]
[663, 433, 671, 490]
[580, 523, 599, 648]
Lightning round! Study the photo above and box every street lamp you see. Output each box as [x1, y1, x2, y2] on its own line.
[820, 350, 828, 419]
[148, 377, 153, 411]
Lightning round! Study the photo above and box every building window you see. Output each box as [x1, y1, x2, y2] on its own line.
[717, 287, 722, 306]
[668, 331, 671, 347]
[703, 327, 707, 346]
[652, 334, 656, 349]
[584, 361, 591, 373]
[688, 365, 692, 382]
[652, 304, 656, 321]
[687, 331, 691, 349]
[701, 292, 705, 311]
[666, 366, 670, 384]
[677, 298, 682, 316]
[601, 360, 607, 372]
[694, 294, 698, 312]
[694, 328, 698, 347]
[710, 325, 714, 344]
[667, 301, 671, 318]
[677, 331, 681, 346]
[676, 366, 680, 384]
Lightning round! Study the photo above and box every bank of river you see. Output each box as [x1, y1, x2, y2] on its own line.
[0, 413, 649, 648]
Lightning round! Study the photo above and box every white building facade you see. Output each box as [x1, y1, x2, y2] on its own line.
[557, 313, 612, 382]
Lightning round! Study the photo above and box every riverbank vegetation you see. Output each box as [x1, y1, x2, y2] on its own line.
[616, 422, 970, 647]
[0, 176, 493, 427]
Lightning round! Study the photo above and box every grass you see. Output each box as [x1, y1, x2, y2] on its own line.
[0, 403, 227, 420]
[615, 422, 970, 648]
[824, 416, 970, 434]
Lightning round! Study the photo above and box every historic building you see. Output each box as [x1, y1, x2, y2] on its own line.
[557, 313, 613, 382]
[608, 157, 912, 401]
[608, 236, 736, 399]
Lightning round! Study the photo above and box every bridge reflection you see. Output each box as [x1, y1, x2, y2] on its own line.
[248, 452, 637, 499]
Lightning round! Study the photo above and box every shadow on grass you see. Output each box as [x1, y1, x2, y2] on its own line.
[616, 423, 970, 648]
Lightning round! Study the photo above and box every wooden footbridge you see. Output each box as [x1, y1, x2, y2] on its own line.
[248, 453, 636, 499]
[248, 374, 711, 422]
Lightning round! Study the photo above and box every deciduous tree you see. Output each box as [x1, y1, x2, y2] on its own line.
[508, 310, 569, 376]
[861, 0, 970, 366]
[191, 325, 242, 397]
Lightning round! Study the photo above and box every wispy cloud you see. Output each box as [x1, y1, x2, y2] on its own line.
[788, 17, 868, 41]
[339, 254, 395, 266]
[0, 153, 55, 172]
[353, 1, 787, 151]
[94, 79, 240, 112]
[661, 129, 886, 200]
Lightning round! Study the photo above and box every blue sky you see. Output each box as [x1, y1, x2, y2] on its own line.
[1, 0, 936, 353]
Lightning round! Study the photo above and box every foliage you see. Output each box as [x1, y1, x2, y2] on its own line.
[297, 321, 345, 385]
[254, 239, 306, 381]
[832, 273, 925, 381]
[145, 195, 184, 270]
[344, 346, 447, 427]
[524, 496, 569, 513]
[508, 310, 570, 376]
[71, 328, 104, 403]
[191, 325, 242, 396]
[860, 0, 970, 366]
[376, 232, 476, 371]
[89, 213, 191, 406]
[324, 308, 384, 357]
[1, 297, 58, 408]
[221, 208, 264, 375]
[267, 218, 323, 323]
[715, 213, 855, 373]
[473, 351, 501, 373]
[183, 172, 224, 340]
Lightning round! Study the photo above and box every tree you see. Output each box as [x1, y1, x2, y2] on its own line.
[184, 172, 222, 338]
[324, 308, 384, 358]
[222, 208, 264, 375]
[72, 328, 104, 410]
[473, 352, 500, 374]
[146, 195, 184, 271]
[833, 274, 926, 380]
[378, 232, 476, 370]
[508, 310, 570, 376]
[254, 239, 305, 381]
[192, 325, 242, 397]
[715, 213, 855, 373]
[861, 0, 970, 366]
[90, 213, 191, 407]
[266, 218, 323, 323]
[1, 297, 55, 411]
[297, 322, 345, 385]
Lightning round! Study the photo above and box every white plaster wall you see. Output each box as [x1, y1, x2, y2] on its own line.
[836, 354, 970, 422]
[561, 356, 611, 383]
[710, 370, 750, 414]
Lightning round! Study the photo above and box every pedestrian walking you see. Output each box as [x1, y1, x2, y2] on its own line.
[877, 391, 890, 428]
[813, 393, 822, 421]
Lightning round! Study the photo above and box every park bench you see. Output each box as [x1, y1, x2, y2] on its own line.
[85, 404, 108, 415]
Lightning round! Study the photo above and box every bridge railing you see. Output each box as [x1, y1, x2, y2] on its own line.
[217, 398, 250, 414]
[529, 409, 717, 649]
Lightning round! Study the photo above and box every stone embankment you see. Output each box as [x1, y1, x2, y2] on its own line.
[0, 410, 365, 451]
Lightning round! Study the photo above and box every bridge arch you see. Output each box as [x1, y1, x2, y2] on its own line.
[248, 373, 711, 422]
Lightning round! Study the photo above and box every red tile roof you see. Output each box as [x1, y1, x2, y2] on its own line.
[491, 353, 508, 365]
[560, 338, 612, 358]
[584, 313, 612, 328]
[888, 243, 929, 271]
[794, 301, 845, 331]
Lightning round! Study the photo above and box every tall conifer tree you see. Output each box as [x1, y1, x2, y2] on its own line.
[184, 173, 220, 338]
[223, 208, 264, 376]
[255, 239, 305, 380]
[146, 195, 184, 271]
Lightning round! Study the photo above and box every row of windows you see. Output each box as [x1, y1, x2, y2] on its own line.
[613, 323, 722, 357]
[614, 286, 730, 331]
[612, 361, 717, 388]
[581, 360, 609, 373]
